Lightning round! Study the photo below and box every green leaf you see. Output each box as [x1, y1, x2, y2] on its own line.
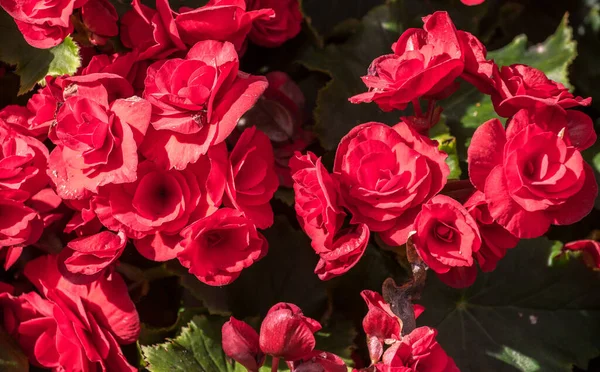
[433, 133, 462, 180]
[172, 216, 327, 318]
[298, 4, 402, 151]
[0, 11, 80, 95]
[442, 14, 577, 158]
[0, 327, 28, 372]
[487, 13, 576, 87]
[139, 307, 203, 346]
[315, 318, 357, 366]
[418, 237, 600, 372]
[142, 315, 245, 372]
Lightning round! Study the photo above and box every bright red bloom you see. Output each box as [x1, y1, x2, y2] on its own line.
[464, 190, 519, 272]
[259, 302, 321, 361]
[140, 40, 268, 169]
[0, 255, 140, 371]
[491, 64, 592, 117]
[236, 71, 310, 187]
[0, 0, 75, 48]
[63, 197, 102, 237]
[290, 152, 369, 280]
[176, 208, 268, 286]
[350, 12, 464, 111]
[245, 0, 302, 47]
[288, 350, 348, 372]
[562, 240, 600, 270]
[377, 327, 459, 372]
[120, 0, 186, 60]
[361, 290, 402, 363]
[0, 190, 43, 269]
[225, 127, 278, 229]
[222, 317, 265, 371]
[0, 123, 49, 198]
[468, 117, 597, 239]
[507, 107, 596, 151]
[47, 74, 151, 200]
[461, 0, 485, 5]
[94, 145, 227, 261]
[58, 231, 126, 282]
[290, 152, 344, 248]
[412, 195, 481, 281]
[175, 0, 275, 52]
[81, 0, 118, 46]
[334, 122, 449, 246]
[81, 52, 150, 95]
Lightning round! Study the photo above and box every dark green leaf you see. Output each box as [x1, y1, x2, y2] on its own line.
[315, 318, 357, 365]
[139, 308, 203, 346]
[299, 0, 386, 38]
[298, 5, 402, 151]
[418, 237, 600, 372]
[0, 11, 80, 95]
[0, 327, 28, 372]
[142, 315, 245, 372]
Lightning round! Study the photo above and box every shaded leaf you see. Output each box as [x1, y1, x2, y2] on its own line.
[0, 327, 28, 372]
[418, 237, 600, 372]
[315, 318, 357, 365]
[0, 11, 80, 95]
[142, 315, 245, 372]
[139, 307, 203, 346]
[299, 0, 386, 38]
[298, 5, 402, 151]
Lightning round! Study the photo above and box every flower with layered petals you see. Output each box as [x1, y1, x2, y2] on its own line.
[350, 12, 465, 111]
[0, 122, 49, 198]
[0, 0, 75, 48]
[175, 0, 275, 52]
[225, 127, 278, 229]
[245, 0, 302, 47]
[120, 0, 186, 60]
[0, 190, 43, 269]
[290, 152, 369, 280]
[491, 64, 591, 117]
[140, 40, 268, 169]
[93, 145, 227, 261]
[464, 190, 519, 273]
[376, 327, 459, 372]
[0, 255, 140, 371]
[176, 208, 268, 286]
[468, 116, 597, 239]
[411, 195, 481, 288]
[334, 122, 449, 246]
[47, 74, 151, 200]
[81, 0, 119, 45]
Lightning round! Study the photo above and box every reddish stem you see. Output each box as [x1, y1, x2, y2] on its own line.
[271, 357, 280, 372]
[427, 99, 437, 124]
[412, 99, 423, 117]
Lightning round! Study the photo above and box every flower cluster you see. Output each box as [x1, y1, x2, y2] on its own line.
[0, 0, 305, 369]
[292, 11, 597, 288]
[1, 0, 302, 49]
[222, 293, 456, 372]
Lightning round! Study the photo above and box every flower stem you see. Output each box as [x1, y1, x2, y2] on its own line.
[271, 357, 280, 372]
[412, 99, 423, 117]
